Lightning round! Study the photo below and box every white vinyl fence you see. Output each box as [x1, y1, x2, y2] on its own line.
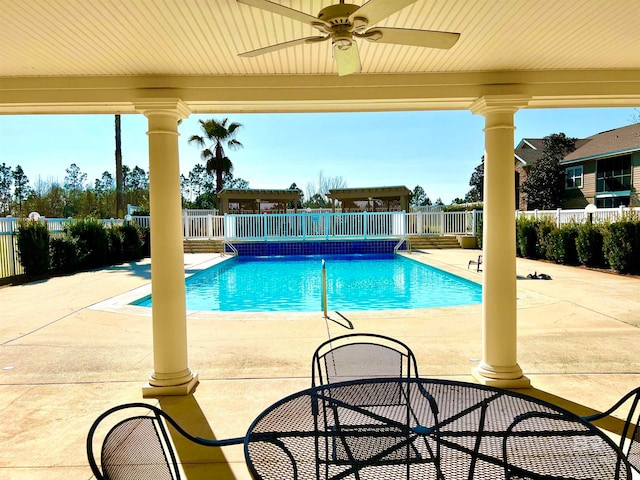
[0, 217, 22, 277]
[223, 211, 407, 241]
[515, 206, 636, 226]
[405, 211, 479, 236]
[2, 207, 636, 280]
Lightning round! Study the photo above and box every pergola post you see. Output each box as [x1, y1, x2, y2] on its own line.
[470, 95, 531, 388]
[135, 98, 199, 397]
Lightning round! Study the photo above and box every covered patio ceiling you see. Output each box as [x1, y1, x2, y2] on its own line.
[1, 0, 639, 114]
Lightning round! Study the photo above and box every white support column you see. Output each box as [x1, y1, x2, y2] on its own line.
[471, 95, 531, 388]
[135, 98, 199, 397]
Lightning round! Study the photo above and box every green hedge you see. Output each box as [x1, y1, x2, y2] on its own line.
[575, 222, 605, 268]
[535, 219, 556, 259]
[120, 223, 145, 261]
[603, 220, 640, 273]
[475, 218, 483, 250]
[18, 219, 148, 278]
[66, 219, 110, 270]
[516, 216, 538, 259]
[50, 236, 82, 273]
[443, 203, 483, 212]
[17, 220, 50, 276]
[546, 224, 579, 265]
[516, 216, 640, 273]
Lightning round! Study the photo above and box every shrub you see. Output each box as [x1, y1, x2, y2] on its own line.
[575, 222, 606, 267]
[603, 220, 639, 273]
[546, 224, 579, 265]
[107, 226, 124, 264]
[443, 204, 483, 212]
[140, 226, 151, 257]
[535, 218, 556, 259]
[475, 218, 483, 250]
[16, 219, 50, 276]
[66, 219, 110, 270]
[120, 223, 144, 261]
[516, 217, 538, 258]
[50, 235, 81, 273]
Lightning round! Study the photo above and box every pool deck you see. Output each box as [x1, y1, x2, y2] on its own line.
[1, 248, 640, 479]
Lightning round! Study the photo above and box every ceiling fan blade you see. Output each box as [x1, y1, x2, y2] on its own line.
[349, 0, 418, 26]
[239, 36, 327, 57]
[237, 0, 327, 27]
[333, 42, 361, 76]
[365, 27, 460, 49]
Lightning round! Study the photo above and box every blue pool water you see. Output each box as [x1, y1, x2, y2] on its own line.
[135, 254, 482, 312]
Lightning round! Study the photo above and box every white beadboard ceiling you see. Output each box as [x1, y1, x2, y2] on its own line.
[1, 0, 640, 77]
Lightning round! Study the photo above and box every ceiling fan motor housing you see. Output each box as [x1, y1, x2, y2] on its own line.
[317, 3, 366, 49]
[317, 4, 359, 25]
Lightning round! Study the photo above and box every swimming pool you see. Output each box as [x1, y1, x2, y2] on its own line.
[135, 254, 482, 312]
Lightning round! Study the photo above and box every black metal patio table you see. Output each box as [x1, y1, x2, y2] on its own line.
[243, 378, 630, 480]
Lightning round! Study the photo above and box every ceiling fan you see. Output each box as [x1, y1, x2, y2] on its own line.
[236, 0, 460, 76]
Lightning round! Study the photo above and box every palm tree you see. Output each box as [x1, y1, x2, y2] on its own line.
[188, 118, 243, 193]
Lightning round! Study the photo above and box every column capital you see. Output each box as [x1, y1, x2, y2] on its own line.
[470, 95, 532, 116]
[133, 98, 191, 119]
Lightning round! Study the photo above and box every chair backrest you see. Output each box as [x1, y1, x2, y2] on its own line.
[87, 402, 245, 479]
[87, 403, 181, 480]
[311, 333, 419, 387]
[584, 387, 640, 474]
[503, 411, 631, 479]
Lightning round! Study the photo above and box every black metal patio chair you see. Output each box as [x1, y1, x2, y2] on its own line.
[468, 254, 483, 272]
[583, 386, 640, 473]
[311, 334, 439, 477]
[311, 332, 420, 387]
[86, 402, 243, 480]
[505, 410, 630, 479]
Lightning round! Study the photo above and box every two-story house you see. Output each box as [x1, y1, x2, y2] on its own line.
[515, 123, 640, 210]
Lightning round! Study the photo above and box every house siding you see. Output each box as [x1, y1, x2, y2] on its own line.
[515, 161, 529, 210]
[582, 160, 597, 204]
[562, 160, 593, 208]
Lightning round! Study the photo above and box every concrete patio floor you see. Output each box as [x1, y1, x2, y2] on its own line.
[1, 248, 639, 479]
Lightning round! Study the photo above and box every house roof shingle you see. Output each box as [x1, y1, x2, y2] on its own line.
[515, 138, 548, 166]
[514, 127, 638, 166]
[517, 138, 545, 150]
[562, 123, 640, 163]
[515, 148, 544, 166]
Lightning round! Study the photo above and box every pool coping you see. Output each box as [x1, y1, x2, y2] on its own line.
[89, 254, 234, 316]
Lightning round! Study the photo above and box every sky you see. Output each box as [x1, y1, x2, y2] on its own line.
[0, 107, 638, 204]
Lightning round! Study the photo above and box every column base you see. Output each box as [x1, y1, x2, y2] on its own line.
[472, 362, 531, 389]
[142, 373, 199, 398]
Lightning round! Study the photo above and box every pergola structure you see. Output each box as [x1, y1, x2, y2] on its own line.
[2, 0, 639, 396]
[327, 186, 411, 212]
[217, 188, 303, 214]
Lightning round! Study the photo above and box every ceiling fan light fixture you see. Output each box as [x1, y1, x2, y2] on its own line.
[333, 37, 352, 50]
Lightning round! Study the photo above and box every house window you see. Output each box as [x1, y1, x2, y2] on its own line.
[596, 155, 632, 192]
[565, 166, 583, 189]
[595, 196, 630, 208]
